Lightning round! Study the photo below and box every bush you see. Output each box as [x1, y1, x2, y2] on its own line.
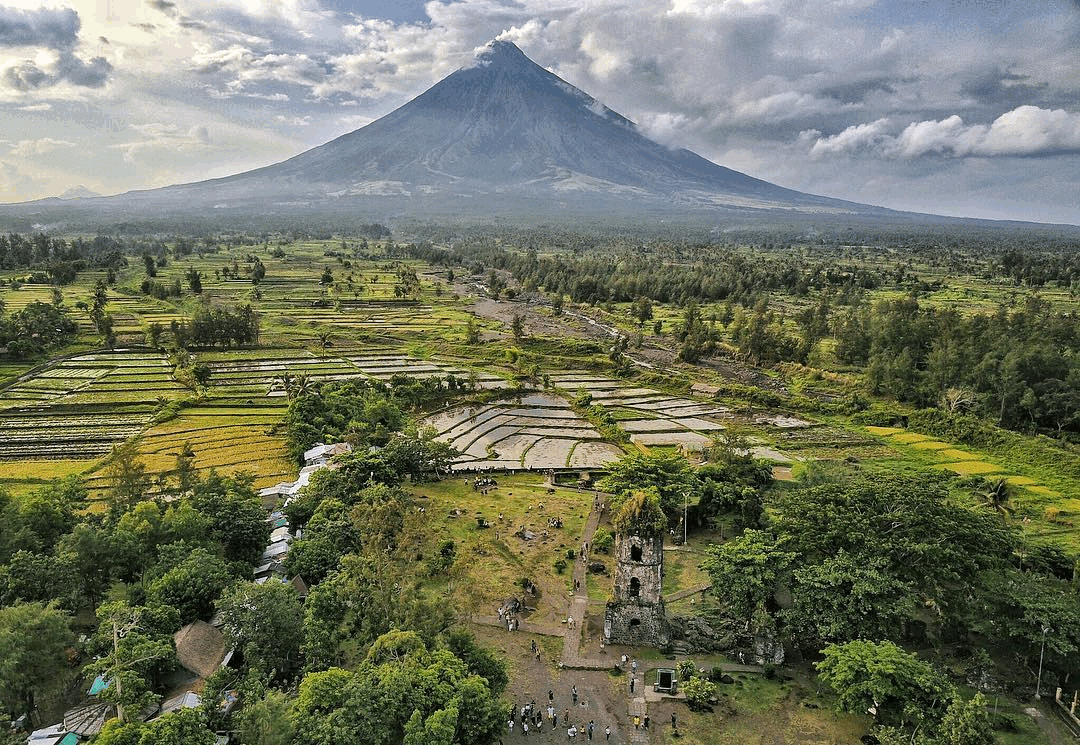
[554, 559, 568, 574]
[592, 528, 613, 553]
[682, 676, 718, 710]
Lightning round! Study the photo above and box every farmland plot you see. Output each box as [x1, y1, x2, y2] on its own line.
[0, 349, 184, 461]
[425, 393, 623, 471]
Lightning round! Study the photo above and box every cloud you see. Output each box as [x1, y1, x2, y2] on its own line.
[808, 118, 893, 158]
[0, 6, 81, 49]
[806, 106, 1080, 159]
[8, 137, 76, 157]
[0, 51, 112, 91]
[146, 0, 177, 15]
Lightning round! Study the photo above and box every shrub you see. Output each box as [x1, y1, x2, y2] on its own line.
[683, 676, 718, 710]
[554, 559, 568, 574]
[592, 528, 613, 553]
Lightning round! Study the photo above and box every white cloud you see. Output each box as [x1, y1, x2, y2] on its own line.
[8, 137, 76, 157]
[808, 107, 1080, 160]
[808, 117, 892, 158]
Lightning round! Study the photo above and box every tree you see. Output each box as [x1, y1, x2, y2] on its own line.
[185, 266, 203, 294]
[89, 601, 177, 723]
[320, 266, 334, 285]
[105, 442, 151, 519]
[597, 451, 700, 521]
[785, 550, 915, 646]
[236, 689, 294, 745]
[291, 630, 504, 745]
[135, 708, 215, 745]
[631, 296, 653, 324]
[977, 477, 1012, 522]
[444, 628, 508, 695]
[816, 640, 951, 727]
[704, 530, 795, 626]
[510, 312, 525, 340]
[217, 581, 303, 680]
[145, 321, 163, 348]
[57, 523, 114, 611]
[174, 441, 197, 495]
[0, 602, 74, 721]
[191, 472, 270, 564]
[145, 548, 233, 624]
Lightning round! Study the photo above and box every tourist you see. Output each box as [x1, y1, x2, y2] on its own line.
[523, 721, 529, 736]
[605, 724, 611, 740]
[633, 715, 640, 730]
[643, 715, 649, 729]
[568, 724, 578, 740]
[588, 720, 594, 740]
[508, 719, 514, 734]
[671, 712, 677, 728]
[572, 685, 578, 704]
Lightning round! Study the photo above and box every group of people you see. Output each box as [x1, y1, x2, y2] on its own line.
[497, 604, 521, 632]
[469, 476, 499, 494]
[507, 694, 613, 741]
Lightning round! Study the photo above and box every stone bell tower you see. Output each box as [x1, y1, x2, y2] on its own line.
[603, 493, 670, 647]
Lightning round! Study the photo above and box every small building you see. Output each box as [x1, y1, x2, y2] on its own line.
[173, 620, 227, 680]
[303, 442, 352, 466]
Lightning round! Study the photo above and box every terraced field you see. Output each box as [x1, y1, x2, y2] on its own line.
[204, 350, 508, 403]
[426, 393, 625, 471]
[864, 425, 1079, 547]
[426, 374, 805, 472]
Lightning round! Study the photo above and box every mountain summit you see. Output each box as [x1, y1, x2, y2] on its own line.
[2, 40, 886, 230]
[225, 38, 831, 207]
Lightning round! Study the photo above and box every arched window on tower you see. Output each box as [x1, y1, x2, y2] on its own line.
[629, 577, 640, 598]
[630, 544, 643, 562]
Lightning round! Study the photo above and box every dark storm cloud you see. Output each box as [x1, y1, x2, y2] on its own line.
[147, 0, 178, 13]
[57, 54, 112, 88]
[820, 77, 897, 104]
[2, 52, 112, 91]
[960, 68, 1047, 107]
[2, 59, 49, 90]
[0, 5, 80, 49]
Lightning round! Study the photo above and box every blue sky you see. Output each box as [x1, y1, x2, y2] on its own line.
[1, 0, 1079, 223]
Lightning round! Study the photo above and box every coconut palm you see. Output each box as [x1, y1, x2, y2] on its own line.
[978, 477, 1012, 522]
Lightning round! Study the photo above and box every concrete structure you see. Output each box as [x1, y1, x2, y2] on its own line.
[604, 530, 670, 647]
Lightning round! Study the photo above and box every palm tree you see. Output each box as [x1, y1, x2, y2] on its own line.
[978, 477, 1012, 522]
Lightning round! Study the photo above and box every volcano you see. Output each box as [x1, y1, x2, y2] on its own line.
[2, 40, 895, 231]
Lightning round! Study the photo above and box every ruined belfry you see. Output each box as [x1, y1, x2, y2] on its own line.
[604, 493, 671, 647]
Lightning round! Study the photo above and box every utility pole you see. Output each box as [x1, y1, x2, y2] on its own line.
[683, 491, 688, 545]
[1036, 625, 1052, 700]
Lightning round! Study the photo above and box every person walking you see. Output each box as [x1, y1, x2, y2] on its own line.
[671, 712, 676, 728]
[587, 720, 594, 740]
[629, 676, 635, 694]
[523, 721, 529, 737]
[605, 725, 611, 740]
[508, 719, 514, 735]
[633, 715, 640, 730]
[548, 690, 554, 703]
[643, 715, 649, 729]
[568, 724, 577, 740]
[571, 685, 578, 704]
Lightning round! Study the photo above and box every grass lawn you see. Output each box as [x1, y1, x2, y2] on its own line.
[412, 474, 591, 625]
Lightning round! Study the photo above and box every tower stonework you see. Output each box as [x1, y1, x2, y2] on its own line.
[604, 531, 670, 647]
